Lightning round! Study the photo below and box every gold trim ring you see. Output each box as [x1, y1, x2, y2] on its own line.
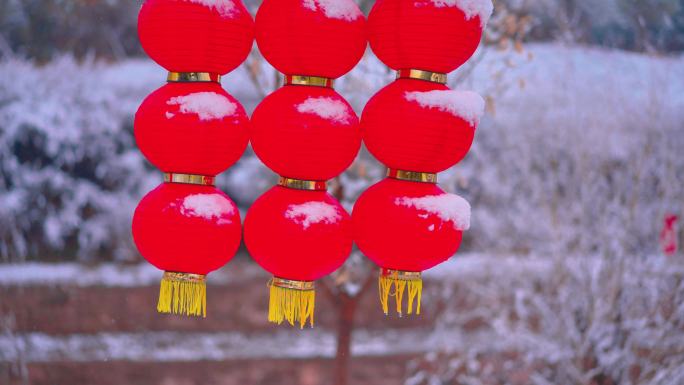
[270, 277, 315, 291]
[387, 169, 438, 184]
[396, 69, 448, 85]
[285, 75, 334, 88]
[278, 176, 327, 191]
[381, 268, 422, 281]
[163, 271, 206, 283]
[167, 72, 221, 83]
[164, 173, 216, 186]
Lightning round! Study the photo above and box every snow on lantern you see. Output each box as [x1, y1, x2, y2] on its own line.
[354, 0, 491, 316]
[245, 0, 365, 328]
[132, 0, 253, 317]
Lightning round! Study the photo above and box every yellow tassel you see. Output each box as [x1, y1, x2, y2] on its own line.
[378, 269, 423, 316]
[268, 278, 315, 329]
[157, 272, 206, 318]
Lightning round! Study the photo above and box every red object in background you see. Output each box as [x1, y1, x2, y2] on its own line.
[132, 183, 242, 275]
[244, 186, 353, 281]
[138, 0, 254, 74]
[368, 0, 489, 73]
[352, 178, 467, 272]
[361, 79, 480, 173]
[135, 82, 249, 176]
[256, 0, 366, 78]
[660, 214, 679, 256]
[250, 85, 361, 181]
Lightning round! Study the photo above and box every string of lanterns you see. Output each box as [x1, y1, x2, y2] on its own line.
[133, 0, 254, 317]
[132, 0, 491, 325]
[354, 0, 491, 316]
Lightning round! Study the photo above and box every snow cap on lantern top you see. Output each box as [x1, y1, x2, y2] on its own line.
[166, 92, 238, 121]
[395, 193, 471, 231]
[404, 90, 485, 127]
[255, 0, 367, 79]
[368, 0, 490, 73]
[418, 0, 493, 28]
[187, 0, 238, 18]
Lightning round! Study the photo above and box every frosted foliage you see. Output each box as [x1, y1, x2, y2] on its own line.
[408, 254, 684, 385]
[404, 90, 484, 126]
[302, 0, 362, 21]
[166, 92, 237, 121]
[296, 97, 352, 124]
[420, 0, 493, 27]
[0, 57, 162, 261]
[187, 0, 236, 18]
[179, 194, 234, 224]
[395, 194, 471, 230]
[285, 202, 341, 229]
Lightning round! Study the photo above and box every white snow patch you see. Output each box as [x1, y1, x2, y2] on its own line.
[187, 0, 237, 18]
[167, 92, 236, 121]
[416, 0, 493, 27]
[395, 194, 471, 230]
[285, 202, 342, 229]
[296, 97, 352, 124]
[405, 90, 484, 127]
[302, 0, 362, 21]
[180, 194, 234, 224]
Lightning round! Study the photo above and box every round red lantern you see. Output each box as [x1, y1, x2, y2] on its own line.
[361, 78, 484, 173]
[244, 185, 353, 328]
[250, 85, 361, 181]
[368, 0, 492, 73]
[135, 82, 249, 176]
[256, 0, 366, 78]
[138, 0, 254, 75]
[133, 182, 242, 317]
[352, 177, 470, 315]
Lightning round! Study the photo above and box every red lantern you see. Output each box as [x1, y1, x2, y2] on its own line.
[138, 0, 254, 75]
[361, 78, 483, 173]
[135, 82, 249, 176]
[245, 185, 352, 328]
[250, 85, 361, 181]
[352, 177, 470, 315]
[256, 0, 366, 78]
[368, 0, 492, 73]
[133, 183, 242, 317]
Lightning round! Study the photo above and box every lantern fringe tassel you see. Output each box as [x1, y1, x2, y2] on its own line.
[157, 272, 207, 318]
[268, 281, 315, 329]
[379, 269, 422, 316]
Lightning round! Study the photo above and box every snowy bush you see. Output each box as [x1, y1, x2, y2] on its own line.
[407, 254, 684, 385]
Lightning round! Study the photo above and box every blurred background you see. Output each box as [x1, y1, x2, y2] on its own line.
[1, 0, 683, 384]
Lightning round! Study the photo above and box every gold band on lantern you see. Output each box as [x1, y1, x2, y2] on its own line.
[278, 176, 327, 191]
[162, 271, 207, 283]
[396, 69, 448, 85]
[164, 172, 216, 186]
[285, 75, 334, 88]
[270, 277, 315, 291]
[381, 268, 422, 281]
[167, 72, 222, 83]
[387, 169, 438, 184]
